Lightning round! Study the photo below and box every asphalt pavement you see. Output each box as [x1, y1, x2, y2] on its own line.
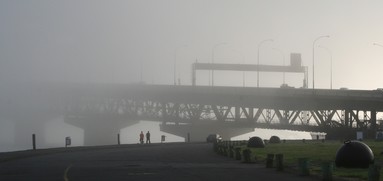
[0, 142, 325, 181]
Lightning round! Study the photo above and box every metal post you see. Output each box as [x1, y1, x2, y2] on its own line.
[312, 35, 330, 89]
[331, 53, 333, 89]
[242, 71, 245, 87]
[140, 61, 143, 83]
[118, 134, 120, 145]
[32, 134, 36, 150]
[174, 49, 177, 85]
[192, 60, 197, 86]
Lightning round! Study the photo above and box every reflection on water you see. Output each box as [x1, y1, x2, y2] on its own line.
[232, 128, 311, 141]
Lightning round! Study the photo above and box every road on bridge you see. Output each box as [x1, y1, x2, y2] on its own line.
[0, 142, 320, 181]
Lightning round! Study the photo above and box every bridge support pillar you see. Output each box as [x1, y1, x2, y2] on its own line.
[65, 116, 139, 146]
[367, 110, 377, 139]
[344, 110, 350, 127]
[160, 123, 254, 142]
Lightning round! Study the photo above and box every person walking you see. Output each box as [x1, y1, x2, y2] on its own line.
[146, 131, 151, 144]
[139, 131, 144, 144]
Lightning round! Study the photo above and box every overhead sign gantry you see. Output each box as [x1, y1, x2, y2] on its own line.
[191, 53, 308, 88]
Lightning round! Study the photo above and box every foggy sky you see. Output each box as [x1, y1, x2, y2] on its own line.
[5, 1, 382, 151]
[1, 0, 383, 89]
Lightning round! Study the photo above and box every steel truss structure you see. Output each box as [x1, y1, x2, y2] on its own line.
[65, 86, 383, 134]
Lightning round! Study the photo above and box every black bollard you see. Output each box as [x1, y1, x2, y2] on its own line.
[213, 142, 219, 153]
[218, 145, 223, 155]
[368, 164, 381, 181]
[275, 154, 284, 171]
[322, 161, 333, 181]
[266, 154, 274, 168]
[220, 145, 225, 155]
[298, 158, 310, 176]
[235, 147, 242, 160]
[229, 146, 234, 158]
[222, 147, 228, 156]
[242, 149, 251, 163]
[32, 134, 36, 150]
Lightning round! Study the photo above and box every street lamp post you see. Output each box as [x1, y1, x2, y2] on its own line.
[257, 39, 273, 87]
[140, 61, 143, 83]
[318, 45, 333, 89]
[174, 45, 187, 85]
[373, 43, 383, 88]
[212, 42, 227, 86]
[273, 48, 285, 85]
[312, 35, 330, 90]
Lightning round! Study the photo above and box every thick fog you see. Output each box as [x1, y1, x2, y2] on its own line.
[1, 0, 383, 152]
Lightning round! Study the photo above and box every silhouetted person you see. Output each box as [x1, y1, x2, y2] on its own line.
[146, 131, 151, 144]
[139, 131, 144, 144]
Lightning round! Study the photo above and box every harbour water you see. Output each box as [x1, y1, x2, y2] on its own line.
[0, 119, 312, 153]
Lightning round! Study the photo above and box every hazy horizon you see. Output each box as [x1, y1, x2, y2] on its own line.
[1, 0, 382, 152]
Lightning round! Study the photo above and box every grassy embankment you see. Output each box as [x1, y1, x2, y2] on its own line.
[219, 139, 383, 180]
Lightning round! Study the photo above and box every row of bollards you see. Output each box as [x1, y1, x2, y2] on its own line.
[214, 141, 247, 162]
[297, 158, 333, 180]
[264, 153, 284, 171]
[31, 134, 72, 150]
[213, 141, 284, 170]
[31, 133, 123, 150]
[213, 140, 380, 181]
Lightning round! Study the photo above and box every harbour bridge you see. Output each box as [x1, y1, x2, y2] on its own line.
[2, 61, 383, 146]
[62, 83, 383, 144]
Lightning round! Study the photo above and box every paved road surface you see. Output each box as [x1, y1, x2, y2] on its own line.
[0, 142, 323, 181]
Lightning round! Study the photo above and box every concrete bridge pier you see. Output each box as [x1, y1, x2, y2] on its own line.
[65, 115, 139, 146]
[160, 123, 254, 142]
[10, 112, 60, 150]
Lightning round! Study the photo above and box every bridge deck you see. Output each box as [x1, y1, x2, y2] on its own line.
[110, 85, 383, 111]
